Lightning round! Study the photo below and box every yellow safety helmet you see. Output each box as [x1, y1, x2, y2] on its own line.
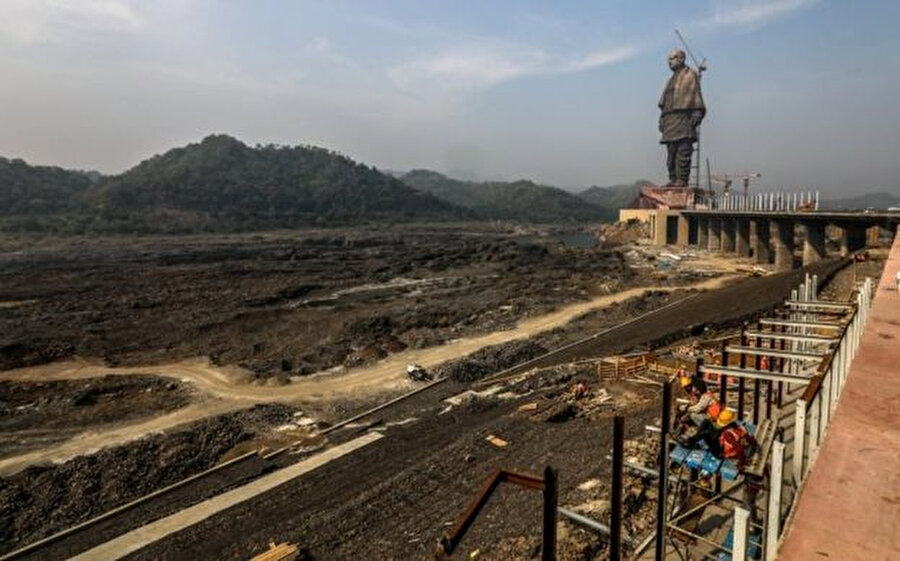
[679, 375, 692, 388]
[716, 408, 736, 428]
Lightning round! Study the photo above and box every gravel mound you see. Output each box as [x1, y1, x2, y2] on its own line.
[437, 339, 547, 383]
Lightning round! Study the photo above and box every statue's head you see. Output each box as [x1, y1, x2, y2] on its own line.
[668, 49, 686, 71]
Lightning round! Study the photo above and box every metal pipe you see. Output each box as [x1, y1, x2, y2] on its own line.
[698, 365, 812, 384]
[783, 301, 853, 311]
[557, 508, 613, 539]
[543, 466, 557, 561]
[610, 417, 624, 561]
[743, 331, 838, 344]
[724, 346, 825, 361]
[756, 319, 843, 330]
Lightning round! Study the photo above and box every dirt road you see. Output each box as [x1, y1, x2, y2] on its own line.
[0, 277, 736, 475]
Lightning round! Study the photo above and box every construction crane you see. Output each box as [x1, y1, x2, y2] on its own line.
[739, 172, 762, 197]
[675, 29, 707, 76]
[711, 174, 733, 195]
[711, 172, 761, 197]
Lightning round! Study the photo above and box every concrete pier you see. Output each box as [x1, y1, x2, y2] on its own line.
[751, 219, 771, 264]
[773, 219, 794, 271]
[708, 219, 721, 251]
[697, 217, 709, 248]
[720, 218, 736, 253]
[676, 214, 689, 246]
[802, 222, 827, 265]
[735, 219, 751, 257]
[676, 208, 899, 269]
[839, 224, 867, 257]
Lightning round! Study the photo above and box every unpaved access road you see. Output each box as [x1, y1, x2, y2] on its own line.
[0, 277, 734, 475]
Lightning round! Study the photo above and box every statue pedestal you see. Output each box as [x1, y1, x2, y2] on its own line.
[634, 183, 709, 210]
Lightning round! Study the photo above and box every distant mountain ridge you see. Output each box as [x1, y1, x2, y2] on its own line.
[400, 169, 614, 222]
[0, 135, 464, 234]
[820, 192, 900, 210]
[577, 180, 653, 211]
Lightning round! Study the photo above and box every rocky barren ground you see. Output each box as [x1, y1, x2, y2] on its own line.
[0, 224, 641, 378]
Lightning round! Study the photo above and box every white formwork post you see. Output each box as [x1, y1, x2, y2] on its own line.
[793, 399, 807, 485]
[830, 347, 841, 412]
[734, 506, 751, 561]
[767, 441, 786, 561]
[812, 274, 818, 300]
[840, 335, 849, 388]
[821, 365, 832, 427]
[808, 396, 820, 459]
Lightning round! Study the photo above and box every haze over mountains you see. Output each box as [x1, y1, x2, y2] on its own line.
[400, 169, 629, 222]
[1, 134, 895, 235]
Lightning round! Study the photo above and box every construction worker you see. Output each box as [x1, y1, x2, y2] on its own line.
[716, 408, 762, 523]
[716, 409, 758, 468]
[676, 375, 723, 454]
[677, 376, 722, 428]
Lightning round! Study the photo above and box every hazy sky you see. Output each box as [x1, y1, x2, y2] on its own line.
[1, 0, 898, 196]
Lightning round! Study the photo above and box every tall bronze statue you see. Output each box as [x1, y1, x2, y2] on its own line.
[658, 49, 705, 186]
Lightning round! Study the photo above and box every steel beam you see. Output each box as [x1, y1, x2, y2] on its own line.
[724, 346, 826, 361]
[699, 365, 812, 385]
[783, 300, 853, 311]
[743, 331, 838, 344]
[757, 319, 844, 330]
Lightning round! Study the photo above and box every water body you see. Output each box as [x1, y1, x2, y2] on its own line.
[556, 231, 598, 249]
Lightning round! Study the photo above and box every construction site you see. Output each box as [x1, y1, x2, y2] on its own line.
[0, 213, 896, 560]
[2, 6, 900, 560]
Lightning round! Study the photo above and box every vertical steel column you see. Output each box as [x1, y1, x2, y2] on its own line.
[793, 400, 807, 485]
[766, 441, 785, 561]
[610, 416, 624, 561]
[767, 331, 776, 419]
[720, 341, 729, 406]
[738, 328, 747, 420]
[733, 507, 751, 561]
[753, 322, 762, 424]
[542, 466, 557, 561]
[717, 342, 729, 493]
[655, 382, 672, 561]
[777, 321, 785, 407]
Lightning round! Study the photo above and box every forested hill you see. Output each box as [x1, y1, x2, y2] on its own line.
[400, 169, 612, 222]
[86, 135, 462, 233]
[0, 157, 97, 218]
[577, 180, 652, 211]
[0, 135, 464, 234]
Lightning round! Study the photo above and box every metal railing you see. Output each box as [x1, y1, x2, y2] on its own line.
[727, 274, 873, 561]
[705, 190, 820, 212]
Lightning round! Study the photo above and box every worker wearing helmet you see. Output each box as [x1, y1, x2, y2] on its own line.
[716, 409, 758, 469]
[717, 408, 762, 523]
[676, 375, 722, 454]
[677, 375, 721, 428]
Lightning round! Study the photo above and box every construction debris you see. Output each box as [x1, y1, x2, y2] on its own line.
[249, 541, 301, 561]
[485, 435, 508, 448]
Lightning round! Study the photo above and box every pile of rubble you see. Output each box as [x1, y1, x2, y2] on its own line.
[594, 220, 649, 249]
[436, 339, 547, 383]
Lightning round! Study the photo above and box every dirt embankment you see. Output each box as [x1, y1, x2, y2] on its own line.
[0, 375, 191, 458]
[0, 404, 294, 553]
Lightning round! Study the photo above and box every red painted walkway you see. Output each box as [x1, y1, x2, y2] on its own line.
[779, 232, 900, 561]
